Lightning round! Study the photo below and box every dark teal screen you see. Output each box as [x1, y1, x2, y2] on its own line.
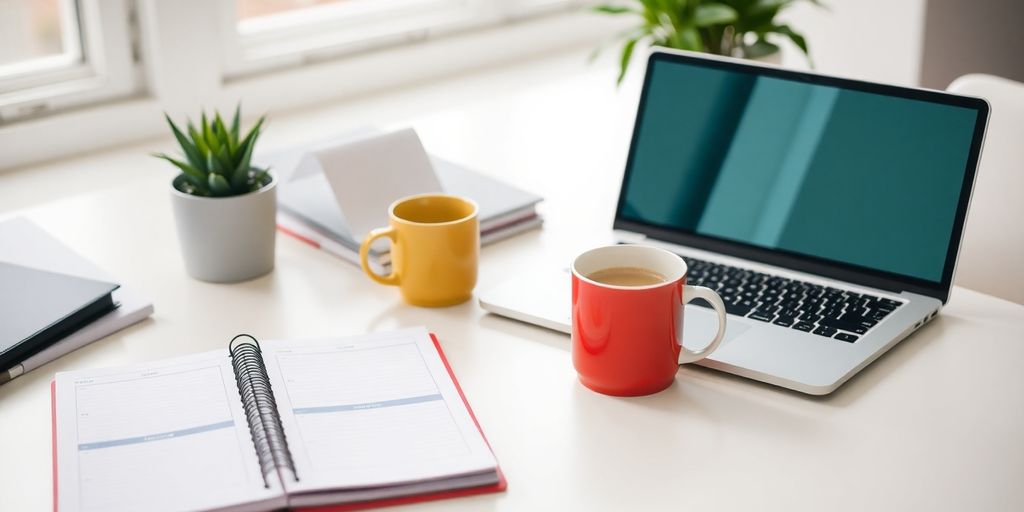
[620, 60, 979, 283]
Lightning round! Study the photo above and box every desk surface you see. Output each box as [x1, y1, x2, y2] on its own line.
[2, 49, 1024, 512]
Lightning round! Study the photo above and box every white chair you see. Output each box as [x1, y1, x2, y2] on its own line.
[947, 74, 1024, 304]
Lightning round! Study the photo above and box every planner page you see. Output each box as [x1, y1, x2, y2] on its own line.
[261, 327, 497, 495]
[53, 351, 286, 512]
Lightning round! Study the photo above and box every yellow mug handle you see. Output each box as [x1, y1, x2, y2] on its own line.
[360, 226, 400, 286]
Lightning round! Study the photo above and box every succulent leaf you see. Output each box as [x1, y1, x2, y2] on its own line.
[214, 113, 235, 154]
[206, 151, 222, 177]
[208, 173, 232, 196]
[154, 153, 205, 184]
[164, 114, 204, 171]
[230, 104, 241, 143]
[187, 121, 211, 169]
[215, 145, 233, 176]
[231, 132, 257, 189]
[155, 105, 269, 197]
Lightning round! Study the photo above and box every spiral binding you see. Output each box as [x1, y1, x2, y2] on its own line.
[229, 334, 298, 487]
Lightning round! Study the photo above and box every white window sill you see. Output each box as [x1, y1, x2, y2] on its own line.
[0, 42, 638, 216]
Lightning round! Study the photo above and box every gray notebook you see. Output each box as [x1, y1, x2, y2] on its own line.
[0, 262, 119, 371]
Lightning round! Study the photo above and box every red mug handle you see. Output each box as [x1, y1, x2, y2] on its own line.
[678, 285, 728, 364]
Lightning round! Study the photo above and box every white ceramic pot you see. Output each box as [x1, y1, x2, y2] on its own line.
[170, 174, 277, 283]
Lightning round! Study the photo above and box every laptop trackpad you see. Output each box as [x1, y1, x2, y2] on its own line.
[682, 306, 750, 350]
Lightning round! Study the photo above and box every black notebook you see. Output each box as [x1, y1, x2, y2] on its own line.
[0, 262, 118, 371]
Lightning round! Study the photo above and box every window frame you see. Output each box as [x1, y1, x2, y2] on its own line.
[0, 0, 84, 90]
[219, 0, 583, 78]
[0, 0, 140, 123]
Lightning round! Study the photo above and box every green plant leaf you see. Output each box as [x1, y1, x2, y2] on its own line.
[230, 104, 241, 144]
[694, 4, 738, 27]
[163, 114, 204, 171]
[236, 117, 265, 165]
[214, 113, 233, 153]
[230, 130, 258, 189]
[186, 121, 211, 168]
[616, 38, 639, 86]
[589, 26, 650, 63]
[679, 26, 703, 51]
[214, 145, 232, 176]
[731, 0, 785, 32]
[743, 38, 780, 58]
[200, 111, 222, 155]
[772, 23, 812, 64]
[208, 173, 231, 196]
[591, 5, 637, 15]
[206, 151, 222, 177]
[200, 111, 210, 145]
[153, 153, 206, 184]
[746, 0, 796, 19]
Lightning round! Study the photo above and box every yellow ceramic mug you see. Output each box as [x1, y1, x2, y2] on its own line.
[360, 194, 479, 307]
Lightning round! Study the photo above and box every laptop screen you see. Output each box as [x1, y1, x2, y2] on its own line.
[616, 52, 986, 290]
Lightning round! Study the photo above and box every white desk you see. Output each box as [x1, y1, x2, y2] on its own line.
[2, 49, 1024, 512]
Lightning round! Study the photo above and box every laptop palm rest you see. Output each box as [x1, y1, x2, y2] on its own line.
[479, 269, 750, 350]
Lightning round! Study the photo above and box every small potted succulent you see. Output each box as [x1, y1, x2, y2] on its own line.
[153, 106, 276, 283]
[592, 0, 820, 84]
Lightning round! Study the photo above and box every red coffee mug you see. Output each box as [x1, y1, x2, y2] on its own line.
[571, 245, 728, 396]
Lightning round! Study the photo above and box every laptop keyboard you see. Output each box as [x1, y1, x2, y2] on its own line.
[681, 257, 903, 343]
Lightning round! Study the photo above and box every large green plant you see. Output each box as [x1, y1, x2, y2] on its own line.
[153, 106, 270, 197]
[593, 0, 819, 84]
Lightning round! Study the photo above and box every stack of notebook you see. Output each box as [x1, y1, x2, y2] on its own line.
[260, 129, 543, 274]
[0, 218, 154, 384]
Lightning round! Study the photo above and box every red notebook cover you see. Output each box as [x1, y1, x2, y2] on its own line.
[51, 333, 506, 512]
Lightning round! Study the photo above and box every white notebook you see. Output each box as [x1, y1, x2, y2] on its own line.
[51, 328, 503, 512]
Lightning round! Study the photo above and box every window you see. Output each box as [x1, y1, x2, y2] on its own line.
[223, 0, 581, 76]
[0, 0, 82, 77]
[0, 0, 140, 123]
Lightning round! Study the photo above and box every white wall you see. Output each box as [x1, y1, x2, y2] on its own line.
[778, 0, 927, 86]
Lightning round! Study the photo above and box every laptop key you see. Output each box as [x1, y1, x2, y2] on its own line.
[818, 318, 869, 335]
[813, 326, 837, 337]
[779, 308, 800, 318]
[725, 302, 753, 317]
[799, 312, 822, 323]
[747, 311, 774, 322]
[834, 313, 877, 329]
[834, 333, 859, 343]
[793, 322, 815, 332]
[871, 309, 893, 320]
[773, 317, 795, 327]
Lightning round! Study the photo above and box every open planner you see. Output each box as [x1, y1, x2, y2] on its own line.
[51, 328, 504, 512]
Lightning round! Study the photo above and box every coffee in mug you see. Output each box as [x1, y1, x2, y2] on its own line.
[572, 245, 728, 396]
[586, 266, 667, 287]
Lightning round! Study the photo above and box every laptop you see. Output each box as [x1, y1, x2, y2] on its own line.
[479, 48, 990, 395]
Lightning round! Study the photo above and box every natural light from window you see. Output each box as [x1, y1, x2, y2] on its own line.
[0, 0, 81, 75]
[237, 0, 349, 21]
